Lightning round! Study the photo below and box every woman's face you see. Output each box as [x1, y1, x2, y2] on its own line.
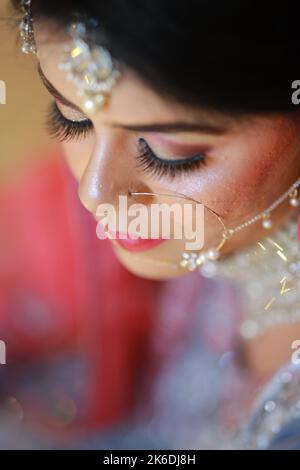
[34, 25, 300, 280]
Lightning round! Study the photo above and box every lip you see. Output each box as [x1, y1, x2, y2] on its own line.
[109, 231, 168, 252]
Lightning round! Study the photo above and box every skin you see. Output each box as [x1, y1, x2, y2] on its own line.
[33, 25, 300, 374]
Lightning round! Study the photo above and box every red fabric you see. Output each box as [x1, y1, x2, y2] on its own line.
[0, 154, 159, 432]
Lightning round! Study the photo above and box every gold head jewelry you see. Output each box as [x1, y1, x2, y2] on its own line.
[58, 22, 121, 114]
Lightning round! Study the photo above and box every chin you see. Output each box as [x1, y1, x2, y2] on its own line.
[112, 245, 186, 280]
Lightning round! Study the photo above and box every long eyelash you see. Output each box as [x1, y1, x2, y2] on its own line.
[136, 138, 205, 179]
[46, 102, 93, 142]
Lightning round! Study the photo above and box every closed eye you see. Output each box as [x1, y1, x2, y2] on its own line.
[136, 138, 206, 179]
[46, 101, 94, 142]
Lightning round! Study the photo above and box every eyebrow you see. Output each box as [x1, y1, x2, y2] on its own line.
[38, 63, 229, 135]
[109, 121, 226, 134]
[38, 63, 83, 112]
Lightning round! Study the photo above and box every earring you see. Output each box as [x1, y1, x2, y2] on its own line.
[19, 0, 37, 54]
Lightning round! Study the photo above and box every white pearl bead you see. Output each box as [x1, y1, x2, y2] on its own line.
[21, 45, 29, 54]
[179, 260, 188, 268]
[290, 198, 299, 207]
[196, 253, 207, 265]
[206, 248, 219, 261]
[200, 261, 218, 278]
[262, 218, 272, 229]
[84, 99, 95, 112]
[264, 400, 276, 413]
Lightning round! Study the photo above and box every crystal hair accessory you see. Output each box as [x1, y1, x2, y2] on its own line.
[58, 21, 121, 114]
[19, 0, 37, 54]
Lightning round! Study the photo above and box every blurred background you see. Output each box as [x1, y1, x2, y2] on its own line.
[0, 1, 157, 449]
[0, 0, 53, 177]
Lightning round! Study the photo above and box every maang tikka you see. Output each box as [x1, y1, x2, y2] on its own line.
[58, 21, 121, 114]
[19, 2, 121, 112]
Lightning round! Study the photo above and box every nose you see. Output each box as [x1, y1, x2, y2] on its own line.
[78, 133, 149, 216]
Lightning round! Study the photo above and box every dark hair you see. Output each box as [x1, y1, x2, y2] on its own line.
[13, 0, 300, 115]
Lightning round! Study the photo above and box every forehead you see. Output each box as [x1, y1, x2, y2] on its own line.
[33, 22, 236, 129]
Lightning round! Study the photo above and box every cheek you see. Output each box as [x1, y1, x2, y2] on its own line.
[161, 119, 299, 224]
[213, 135, 287, 215]
[214, 124, 300, 220]
[61, 138, 93, 181]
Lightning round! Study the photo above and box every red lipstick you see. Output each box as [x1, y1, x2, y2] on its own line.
[109, 231, 168, 252]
